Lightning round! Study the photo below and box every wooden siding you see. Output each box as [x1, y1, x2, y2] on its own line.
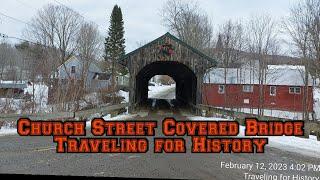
[202, 84, 314, 112]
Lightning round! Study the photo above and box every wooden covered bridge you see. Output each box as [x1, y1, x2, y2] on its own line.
[118, 32, 217, 112]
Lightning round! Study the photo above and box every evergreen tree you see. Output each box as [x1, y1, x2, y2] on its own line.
[104, 5, 126, 76]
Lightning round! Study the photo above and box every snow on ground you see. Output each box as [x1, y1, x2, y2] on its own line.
[25, 83, 49, 112]
[0, 112, 138, 136]
[188, 115, 320, 158]
[0, 122, 17, 136]
[86, 113, 137, 128]
[187, 116, 233, 121]
[2, 110, 320, 158]
[314, 87, 320, 120]
[0, 126, 17, 136]
[148, 84, 176, 99]
[238, 126, 320, 158]
[0, 82, 50, 113]
[213, 106, 311, 120]
[117, 90, 129, 103]
[77, 92, 111, 110]
[240, 108, 307, 120]
[103, 113, 137, 120]
[0, 98, 24, 113]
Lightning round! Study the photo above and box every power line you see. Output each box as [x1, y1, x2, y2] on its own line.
[0, 33, 80, 63]
[53, 0, 96, 23]
[0, 33, 54, 49]
[0, 11, 30, 25]
[0, 0, 104, 35]
[14, 0, 37, 11]
[7, 35, 34, 44]
[52, 0, 103, 31]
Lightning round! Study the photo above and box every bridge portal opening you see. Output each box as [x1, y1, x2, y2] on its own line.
[148, 75, 176, 100]
[135, 61, 197, 108]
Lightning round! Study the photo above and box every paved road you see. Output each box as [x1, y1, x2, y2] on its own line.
[1, 106, 320, 180]
[1, 88, 320, 179]
[148, 85, 176, 100]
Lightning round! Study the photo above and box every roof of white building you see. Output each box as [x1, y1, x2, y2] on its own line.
[204, 65, 313, 86]
[0, 80, 28, 89]
[57, 56, 103, 73]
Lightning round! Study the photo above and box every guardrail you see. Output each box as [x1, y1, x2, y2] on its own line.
[0, 103, 129, 122]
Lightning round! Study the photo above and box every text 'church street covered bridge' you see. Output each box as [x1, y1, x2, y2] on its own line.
[118, 32, 217, 111]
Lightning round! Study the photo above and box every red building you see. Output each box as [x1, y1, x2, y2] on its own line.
[202, 65, 314, 116]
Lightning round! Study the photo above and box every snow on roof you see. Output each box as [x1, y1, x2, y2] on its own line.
[0, 80, 27, 84]
[0, 80, 28, 89]
[268, 65, 305, 70]
[204, 65, 312, 86]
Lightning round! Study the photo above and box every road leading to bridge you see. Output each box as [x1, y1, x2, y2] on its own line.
[1, 107, 320, 179]
[1, 86, 319, 179]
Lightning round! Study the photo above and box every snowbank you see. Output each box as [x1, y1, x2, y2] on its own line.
[103, 113, 137, 120]
[0, 122, 17, 136]
[188, 115, 320, 158]
[25, 83, 48, 108]
[238, 126, 320, 158]
[187, 116, 232, 121]
[0, 127, 17, 136]
[86, 113, 137, 128]
[117, 90, 129, 103]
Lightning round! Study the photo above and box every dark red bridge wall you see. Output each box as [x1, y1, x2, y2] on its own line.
[202, 84, 314, 112]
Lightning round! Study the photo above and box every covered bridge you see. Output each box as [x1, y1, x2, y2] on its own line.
[118, 32, 217, 111]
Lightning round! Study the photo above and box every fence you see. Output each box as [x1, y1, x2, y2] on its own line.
[0, 103, 128, 123]
[194, 104, 320, 141]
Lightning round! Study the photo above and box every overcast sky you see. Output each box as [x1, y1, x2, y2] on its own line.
[0, 0, 300, 53]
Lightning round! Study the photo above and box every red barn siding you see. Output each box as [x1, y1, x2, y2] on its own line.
[202, 84, 313, 112]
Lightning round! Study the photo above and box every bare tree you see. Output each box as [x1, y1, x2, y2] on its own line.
[215, 20, 245, 110]
[25, 4, 85, 111]
[74, 22, 102, 110]
[245, 14, 280, 116]
[76, 22, 102, 86]
[26, 4, 83, 79]
[283, 0, 320, 120]
[161, 0, 213, 52]
[0, 42, 14, 80]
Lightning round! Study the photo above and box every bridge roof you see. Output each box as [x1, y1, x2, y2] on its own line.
[118, 32, 218, 66]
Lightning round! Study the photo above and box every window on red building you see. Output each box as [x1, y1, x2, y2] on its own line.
[218, 85, 225, 94]
[270, 86, 276, 96]
[289, 87, 301, 94]
[243, 85, 253, 92]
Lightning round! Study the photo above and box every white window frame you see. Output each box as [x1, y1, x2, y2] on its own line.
[289, 87, 295, 94]
[270, 86, 276, 96]
[218, 85, 225, 94]
[243, 85, 253, 93]
[289, 87, 301, 94]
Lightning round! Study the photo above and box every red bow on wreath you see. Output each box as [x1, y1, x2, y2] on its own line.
[158, 43, 174, 61]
